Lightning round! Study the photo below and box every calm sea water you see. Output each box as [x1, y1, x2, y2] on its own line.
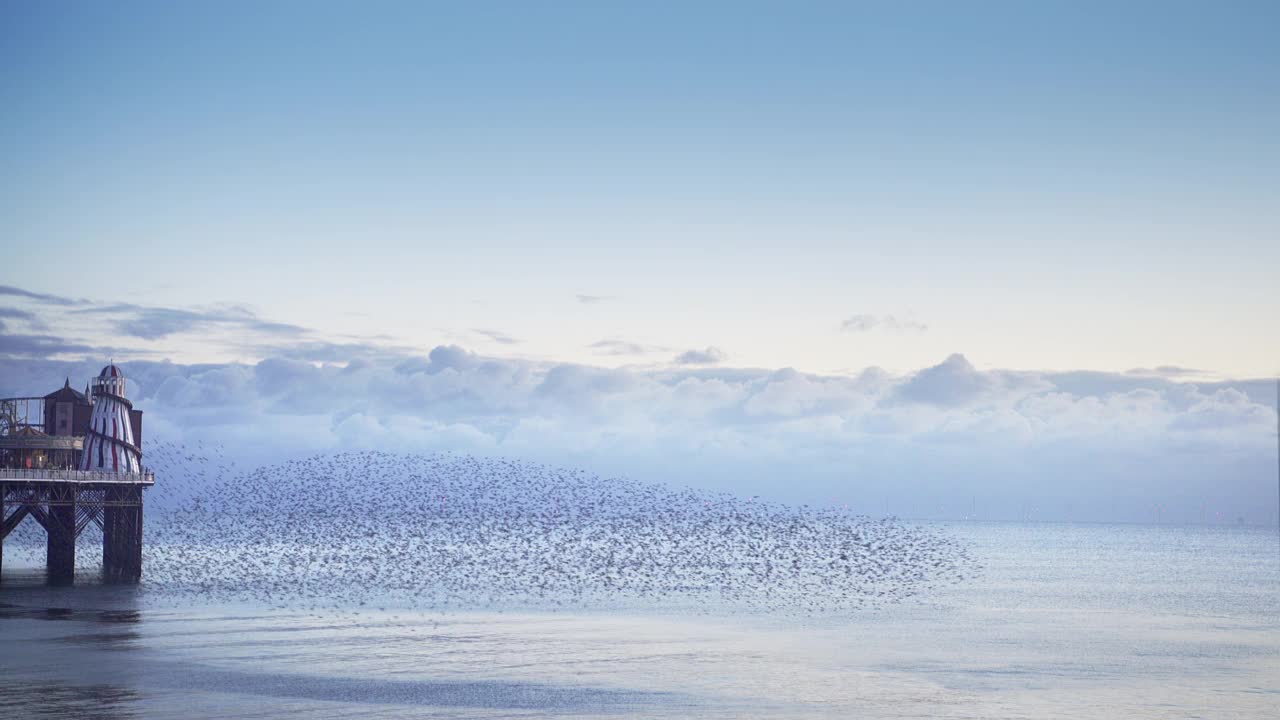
[2, 522, 1277, 719]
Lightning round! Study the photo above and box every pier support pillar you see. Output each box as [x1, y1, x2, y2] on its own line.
[103, 487, 143, 582]
[45, 495, 76, 585]
[102, 504, 119, 580]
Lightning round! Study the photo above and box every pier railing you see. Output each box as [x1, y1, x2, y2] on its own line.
[0, 468, 155, 485]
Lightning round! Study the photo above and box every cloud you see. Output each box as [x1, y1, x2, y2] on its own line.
[673, 347, 728, 365]
[394, 356, 433, 375]
[0, 285, 88, 306]
[589, 339, 664, 356]
[73, 303, 308, 340]
[471, 329, 521, 345]
[895, 354, 992, 406]
[1, 349, 1273, 523]
[115, 308, 215, 339]
[576, 294, 612, 304]
[247, 339, 414, 364]
[884, 316, 928, 332]
[1, 285, 408, 364]
[893, 353, 1052, 408]
[841, 314, 928, 333]
[0, 281, 1271, 524]
[425, 344, 481, 374]
[0, 307, 40, 323]
[841, 314, 880, 332]
[0, 332, 113, 359]
[1125, 365, 1203, 378]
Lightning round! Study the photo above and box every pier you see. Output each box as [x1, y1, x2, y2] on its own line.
[0, 365, 156, 584]
[0, 469, 154, 583]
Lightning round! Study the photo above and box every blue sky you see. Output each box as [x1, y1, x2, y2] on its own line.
[1, 3, 1277, 521]
[3, 1, 1277, 375]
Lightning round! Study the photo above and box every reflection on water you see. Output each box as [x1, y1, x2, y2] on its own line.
[2, 523, 1279, 719]
[0, 683, 141, 720]
[54, 630, 143, 648]
[0, 576, 147, 720]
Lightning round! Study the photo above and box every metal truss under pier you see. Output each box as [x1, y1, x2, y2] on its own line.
[0, 469, 155, 585]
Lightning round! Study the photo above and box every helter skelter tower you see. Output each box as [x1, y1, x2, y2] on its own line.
[81, 364, 142, 473]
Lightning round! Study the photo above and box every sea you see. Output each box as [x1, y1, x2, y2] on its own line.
[2, 521, 1278, 719]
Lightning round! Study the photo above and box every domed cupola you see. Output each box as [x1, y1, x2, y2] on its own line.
[93, 363, 127, 399]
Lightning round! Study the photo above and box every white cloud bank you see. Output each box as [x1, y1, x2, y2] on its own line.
[2, 349, 1274, 524]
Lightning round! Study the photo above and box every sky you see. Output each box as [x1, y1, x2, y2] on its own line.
[1, 2, 1277, 522]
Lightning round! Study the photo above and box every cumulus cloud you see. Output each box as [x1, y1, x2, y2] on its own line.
[896, 354, 989, 406]
[424, 344, 481, 374]
[841, 314, 928, 333]
[1, 349, 1273, 523]
[673, 347, 728, 365]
